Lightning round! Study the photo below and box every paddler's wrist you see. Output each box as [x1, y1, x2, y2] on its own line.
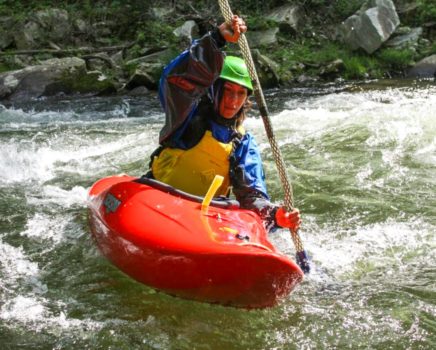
[271, 206, 280, 228]
[210, 27, 227, 48]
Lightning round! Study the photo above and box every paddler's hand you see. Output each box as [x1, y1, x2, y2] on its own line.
[275, 207, 301, 231]
[218, 15, 247, 43]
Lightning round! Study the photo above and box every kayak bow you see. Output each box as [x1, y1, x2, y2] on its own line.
[88, 175, 303, 308]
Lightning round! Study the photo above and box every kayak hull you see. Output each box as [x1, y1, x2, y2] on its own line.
[88, 175, 303, 308]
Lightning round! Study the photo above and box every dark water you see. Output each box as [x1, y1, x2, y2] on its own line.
[1, 81, 435, 349]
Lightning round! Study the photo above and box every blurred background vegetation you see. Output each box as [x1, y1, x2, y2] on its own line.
[0, 0, 435, 80]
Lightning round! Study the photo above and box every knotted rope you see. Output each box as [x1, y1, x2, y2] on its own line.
[218, 0, 310, 272]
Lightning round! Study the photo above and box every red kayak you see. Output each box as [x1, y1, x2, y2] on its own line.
[88, 175, 303, 308]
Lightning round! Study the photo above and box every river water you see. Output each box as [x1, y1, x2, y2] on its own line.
[0, 80, 435, 349]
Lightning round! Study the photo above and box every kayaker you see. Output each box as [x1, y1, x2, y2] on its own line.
[147, 15, 301, 232]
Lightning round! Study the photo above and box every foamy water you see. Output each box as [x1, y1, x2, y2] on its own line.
[1, 83, 435, 348]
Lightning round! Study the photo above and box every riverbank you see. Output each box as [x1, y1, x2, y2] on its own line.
[0, 0, 435, 102]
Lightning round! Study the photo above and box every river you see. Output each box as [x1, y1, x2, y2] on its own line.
[0, 80, 435, 349]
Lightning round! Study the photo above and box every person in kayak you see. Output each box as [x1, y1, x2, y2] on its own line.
[147, 15, 301, 232]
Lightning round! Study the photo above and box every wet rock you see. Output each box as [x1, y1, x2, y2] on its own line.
[74, 19, 88, 34]
[125, 69, 156, 90]
[407, 54, 436, 78]
[126, 86, 149, 96]
[48, 70, 117, 96]
[291, 62, 306, 72]
[0, 58, 84, 100]
[266, 4, 304, 34]
[339, 0, 400, 54]
[418, 38, 431, 47]
[320, 59, 345, 79]
[252, 50, 280, 88]
[173, 20, 199, 43]
[12, 9, 72, 49]
[246, 28, 279, 48]
[13, 21, 42, 50]
[126, 48, 174, 83]
[386, 27, 422, 49]
[394, 26, 412, 35]
[111, 50, 125, 66]
[0, 57, 116, 101]
[296, 74, 318, 84]
[82, 53, 117, 71]
[126, 48, 173, 67]
[0, 17, 15, 49]
[0, 28, 13, 50]
[92, 21, 114, 37]
[34, 9, 71, 42]
[150, 7, 175, 20]
[396, 1, 419, 22]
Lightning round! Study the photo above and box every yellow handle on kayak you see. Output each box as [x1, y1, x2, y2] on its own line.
[201, 175, 224, 213]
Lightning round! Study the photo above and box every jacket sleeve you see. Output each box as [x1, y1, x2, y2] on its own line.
[158, 29, 226, 145]
[230, 133, 279, 231]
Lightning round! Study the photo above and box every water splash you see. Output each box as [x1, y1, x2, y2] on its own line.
[0, 128, 157, 184]
[0, 87, 435, 348]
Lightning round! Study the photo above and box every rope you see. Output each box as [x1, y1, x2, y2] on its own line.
[218, 0, 307, 262]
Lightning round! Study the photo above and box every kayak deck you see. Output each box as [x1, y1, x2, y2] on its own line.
[88, 175, 303, 308]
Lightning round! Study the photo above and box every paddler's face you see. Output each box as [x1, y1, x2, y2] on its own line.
[219, 81, 248, 119]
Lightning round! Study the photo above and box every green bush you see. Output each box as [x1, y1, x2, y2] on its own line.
[272, 39, 341, 65]
[245, 17, 277, 31]
[343, 56, 367, 79]
[333, 0, 365, 19]
[141, 21, 177, 46]
[0, 64, 11, 73]
[310, 42, 346, 63]
[270, 37, 387, 79]
[377, 48, 415, 69]
[0, 61, 22, 73]
[416, 0, 436, 23]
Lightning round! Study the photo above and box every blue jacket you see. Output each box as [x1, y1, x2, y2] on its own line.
[156, 29, 278, 229]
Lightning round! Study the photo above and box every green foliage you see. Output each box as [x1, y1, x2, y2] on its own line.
[61, 70, 115, 94]
[137, 21, 177, 47]
[343, 55, 383, 79]
[110, 0, 122, 8]
[271, 36, 388, 80]
[0, 59, 21, 73]
[136, 32, 146, 46]
[293, 0, 364, 18]
[0, 0, 432, 82]
[221, 0, 289, 14]
[416, 0, 436, 23]
[295, 0, 327, 7]
[0, 64, 11, 73]
[332, 0, 365, 19]
[245, 17, 277, 31]
[342, 56, 368, 79]
[271, 39, 345, 74]
[309, 42, 346, 63]
[376, 48, 415, 70]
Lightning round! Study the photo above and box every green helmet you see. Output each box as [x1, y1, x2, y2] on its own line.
[220, 56, 253, 91]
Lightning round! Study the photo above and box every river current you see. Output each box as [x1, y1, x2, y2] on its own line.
[0, 80, 435, 349]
